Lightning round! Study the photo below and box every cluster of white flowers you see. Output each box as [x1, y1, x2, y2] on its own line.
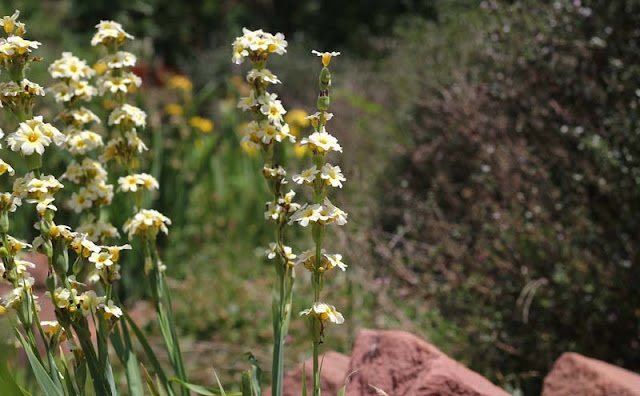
[48, 52, 94, 81]
[108, 103, 147, 128]
[117, 173, 159, 192]
[292, 163, 346, 188]
[231, 28, 287, 65]
[234, 29, 294, 153]
[91, 21, 133, 47]
[295, 249, 347, 273]
[289, 198, 347, 227]
[293, 51, 348, 330]
[48, 52, 98, 103]
[299, 126, 343, 153]
[0, 34, 39, 57]
[0, 79, 44, 108]
[123, 209, 172, 239]
[12, 172, 63, 211]
[50, 287, 122, 319]
[97, 70, 142, 95]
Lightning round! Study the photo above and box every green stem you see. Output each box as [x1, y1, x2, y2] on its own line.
[148, 240, 189, 396]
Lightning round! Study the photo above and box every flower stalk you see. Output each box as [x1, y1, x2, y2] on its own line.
[292, 50, 347, 396]
[232, 28, 297, 396]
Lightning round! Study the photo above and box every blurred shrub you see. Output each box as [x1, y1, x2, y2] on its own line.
[377, 0, 640, 393]
[65, 0, 444, 62]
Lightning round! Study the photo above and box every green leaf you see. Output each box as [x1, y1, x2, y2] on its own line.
[16, 332, 64, 396]
[170, 378, 242, 396]
[214, 371, 227, 396]
[111, 320, 144, 396]
[59, 353, 79, 396]
[123, 311, 175, 396]
[0, 355, 26, 396]
[337, 370, 358, 396]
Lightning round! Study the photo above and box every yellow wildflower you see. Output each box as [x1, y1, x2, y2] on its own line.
[189, 116, 214, 133]
[285, 109, 310, 127]
[167, 75, 192, 91]
[165, 103, 183, 116]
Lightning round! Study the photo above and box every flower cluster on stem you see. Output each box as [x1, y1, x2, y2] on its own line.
[293, 50, 347, 396]
[232, 27, 296, 396]
[91, 20, 188, 395]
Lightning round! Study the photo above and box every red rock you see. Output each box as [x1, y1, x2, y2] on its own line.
[542, 352, 640, 396]
[346, 329, 509, 396]
[264, 351, 350, 396]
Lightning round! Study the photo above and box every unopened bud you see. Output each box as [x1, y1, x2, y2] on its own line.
[317, 95, 330, 111]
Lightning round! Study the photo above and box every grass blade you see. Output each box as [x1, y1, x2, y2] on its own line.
[123, 310, 175, 396]
[170, 378, 242, 396]
[15, 332, 64, 396]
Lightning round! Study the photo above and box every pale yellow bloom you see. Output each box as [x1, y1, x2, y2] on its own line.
[300, 302, 344, 324]
[0, 159, 15, 176]
[48, 52, 95, 81]
[102, 300, 122, 319]
[123, 209, 171, 239]
[108, 104, 146, 127]
[0, 10, 19, 35]
[292, 165, 319, 185]
[92, 20, 134, 47]
[300, 127, 342, 153]
[320, 163, 346, 188]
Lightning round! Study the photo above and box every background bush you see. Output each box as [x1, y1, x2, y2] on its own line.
[375, 0, 640, 393]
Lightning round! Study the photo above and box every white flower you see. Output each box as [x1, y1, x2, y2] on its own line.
[92, 20, 134, 47]
[300, 127, 342, 153]
[48, 52, 95, 80]
[100, 51, 137, 69]
[68, 107, 101, 125]
[300, 302, 344, 324]
[108, 104, 147, 128]
[0, 159, 14, 176]
[7, 117, 56, 155]
[123, 209, 172, 239]
[89, 251, 113, 270]
[246, 68, 280, 85]
[231, 28, 287, 64]
[289, 204, 322, 227]
[101, 300, 122, 319]
[264, 201, 282, 221]
[292, 165, 319, 184]
[321, 163, 346, 188]
[68, 190, 93, 213]
[6, 35, 41, 54]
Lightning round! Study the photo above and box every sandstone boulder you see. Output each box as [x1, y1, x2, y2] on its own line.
[346, 329, 509, 396]
[542, 352, 640, 396]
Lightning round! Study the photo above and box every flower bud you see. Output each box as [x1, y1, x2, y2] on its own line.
[319, 67, 331, 84]
[317, 95, 330, 111]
